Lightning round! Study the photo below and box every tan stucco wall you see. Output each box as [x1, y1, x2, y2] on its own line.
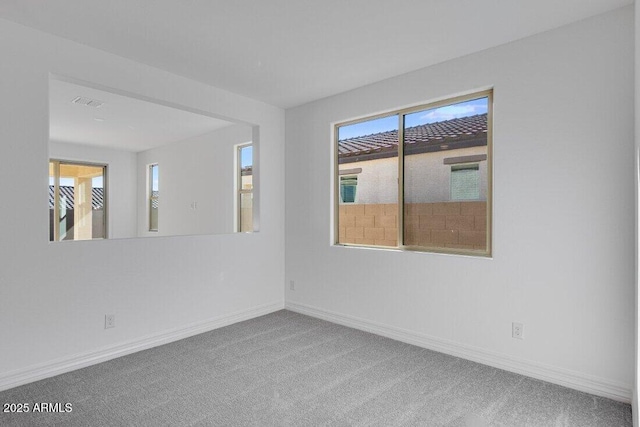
[339, 146, 488, 204]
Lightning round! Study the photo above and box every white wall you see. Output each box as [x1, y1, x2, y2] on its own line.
[0, 18, 285, 387]
[49, 141, 138, 239]
[286, 7, 634, 401]
[634, 2, 639, 424]
[136, 124, 252, 237]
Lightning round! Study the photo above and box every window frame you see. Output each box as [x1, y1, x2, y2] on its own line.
[333, 89, 493, 257]
[49, 158, 108, 242]
[236, 143, 253, 232]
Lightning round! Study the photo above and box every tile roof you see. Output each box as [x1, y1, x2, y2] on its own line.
[338, 113, 487, 162]
[49, 185, 104, 210]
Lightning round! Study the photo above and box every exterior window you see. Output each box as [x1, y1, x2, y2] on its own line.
[49, 160, 107, 241]
[450, 164, 480, 200]
[237, 144, 253, 232]
[335, 90, 492, 256]
[337, 114, 398, 246]
[149, 164, 159, 231]
[340, 176, 357, 203]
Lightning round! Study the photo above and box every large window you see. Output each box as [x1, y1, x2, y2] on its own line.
[335, 90, 492, 256]
[49, 160, 107, 241]
[237, 144, 253, 232]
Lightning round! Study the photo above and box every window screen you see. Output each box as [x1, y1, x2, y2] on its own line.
[450, 164, 479, 200]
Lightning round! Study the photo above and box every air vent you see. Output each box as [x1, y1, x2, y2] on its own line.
[71, 96, 104, 108]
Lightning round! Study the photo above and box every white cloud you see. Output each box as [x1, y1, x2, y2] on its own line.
[420, 104, 484, 123]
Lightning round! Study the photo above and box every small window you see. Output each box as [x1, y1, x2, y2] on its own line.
[340, 176, 358, 203]
[450, 164, 480, 201]
[149, 164, 159, 232]
[49, 160, 107, 241]
[237, 144, 253, 232]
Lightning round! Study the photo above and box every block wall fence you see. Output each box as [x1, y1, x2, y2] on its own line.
[338, 201, 487, 250]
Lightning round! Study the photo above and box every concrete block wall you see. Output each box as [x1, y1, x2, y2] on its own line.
[338, 201, 487, 250]
[339, 203, 398, 247]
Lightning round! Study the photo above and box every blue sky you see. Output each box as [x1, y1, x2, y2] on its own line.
[338, 97, 488, 140]
[151, 165, 158, 191]
[338, 115, 398, 141]
[241, 145, 252, 168]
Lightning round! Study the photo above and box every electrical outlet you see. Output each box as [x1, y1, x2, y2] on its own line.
[289, 280, 295, 291]
[512, 322, 523, 339]
[105, 314, 115, 329]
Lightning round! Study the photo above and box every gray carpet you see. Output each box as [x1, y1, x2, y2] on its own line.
[0, 310, 632, 426]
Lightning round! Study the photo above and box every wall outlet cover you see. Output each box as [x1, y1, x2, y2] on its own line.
[105, 314, 115, 329]
[512, 322, 523, 339]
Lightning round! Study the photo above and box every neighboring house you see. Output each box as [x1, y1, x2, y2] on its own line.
[239, 166, 253, 232]
[338, 113, 488, 204]
[337, 113, 489, 249]
[241, 166, 253, 190]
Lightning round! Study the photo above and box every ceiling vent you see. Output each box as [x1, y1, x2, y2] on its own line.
[71, 96, 104, 108]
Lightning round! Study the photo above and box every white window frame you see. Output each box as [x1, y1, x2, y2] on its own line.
[49, 159, 108, 242]
[236, 143, 253, 232]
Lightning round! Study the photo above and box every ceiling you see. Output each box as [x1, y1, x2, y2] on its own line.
[1, 0, 632, 108]
[50, 79, 234, 152]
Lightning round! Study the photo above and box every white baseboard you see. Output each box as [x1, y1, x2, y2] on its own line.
[285, 301, 632, 403]
[0, 301, 284, 392]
